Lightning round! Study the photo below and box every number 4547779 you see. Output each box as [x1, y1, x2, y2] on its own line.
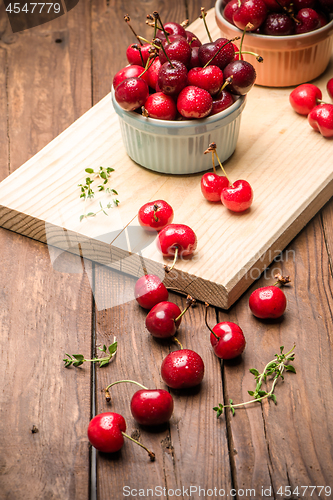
[277, 486, 332, 497]
[5, 3, 61, 14]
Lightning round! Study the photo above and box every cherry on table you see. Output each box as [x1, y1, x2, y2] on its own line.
[308, 103, 333, 138]
[161, 348, 205, 389]
[289, 84, 322, 115]
[134, 274, 168, 310]
[205, 304, 246, 359]
[221, 179, 254, 212]
[249, 273, 290, 319]
[87, 412, 155, 460]
[104, 380, 174, 426]
[138, 199, 174, 231]
[157, 223, 197, 271]
[145, 296, 195, 338]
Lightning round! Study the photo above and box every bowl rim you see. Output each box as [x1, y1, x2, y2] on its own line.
[111, 86, 246, 129]
[215, 0, 333, 42]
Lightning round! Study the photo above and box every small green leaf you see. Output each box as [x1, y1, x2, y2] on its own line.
[73, 354, 85, 361]
[73, 360, 84, 367]
[108, 342, 117, 355]
[79, 215, 85, 222]
[285, 365, 296, 373]
[258, 390, 267, 397]
[87, 212, 95, 217]
[270, 394, 277, 404]
[213, 404, 224, 418]
[111, 189, 118, 195]
[99, 359, 109, 368]
[248, 390, 255, 396]
[85, 168, 94, 174]
[249, 368, 260, 377]
[100, 171, 107, 179]
[280, 345, 284, 353]
[231, 406, 235, 416]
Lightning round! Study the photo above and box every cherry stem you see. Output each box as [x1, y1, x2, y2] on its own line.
[122, 432, 156, 461]
[273, 273, 291, 287]
[104, 379, 148, 403]
[204, 302, 219, 340]
[138, 54, 157, 79]
[214, 150, 233, 186]
[153, 203, 159, 222]
[239, 23, 253, 56]
[203, 37, 240, 69]
[236, 50, 263, 62]
[172, 336, 183, 349]
[205, 142, 233, 185]
[211, 150, 216, 174]
[152, 37, 174, 68]
[124, 14, 143, 46]
[174, 295, 196, 323]
[164, 246, 179, 273]
[216, 76, 233, 97]
[200, 7, 212, 43]
[153, 11, 170, 43]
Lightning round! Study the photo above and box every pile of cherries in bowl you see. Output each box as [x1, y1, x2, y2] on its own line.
[113, 10, 259, 121]
[222, 0, 333, 36]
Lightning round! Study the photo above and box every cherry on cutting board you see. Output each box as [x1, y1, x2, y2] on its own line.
[161, 348, 205, 389]
[201, 142, 230, 201]
[104, 380, 174, 426]
[134, 274, 168, 310]
[289, 84, 322, 115]
[249, 273, 290, 319]
[87, 412, 155, 460]
[145, 296, 195, 338]
[157, 223, 197, 272]
[205, 304, 246, 359]
[138, 199, 174, 231]
[308, 103, 333, 138]
[221, 179, 254, 212]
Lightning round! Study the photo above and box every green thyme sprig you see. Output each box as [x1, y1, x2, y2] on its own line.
[213, 344, 296, 417]
[78, 166, 119, 221]
[63, 340, 117, 368]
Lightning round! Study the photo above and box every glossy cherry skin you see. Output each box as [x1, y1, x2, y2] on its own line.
[295, 8, 320, 33]
[159, 36, 192, 67]
[138, 199, 174, 231]
[130, 389, 174, 425]
[289, 84, 322, 115]
[210, 322, 246, 359]
[233, 0, 268, 30]
[249, 285, 287, 319]
[328, 78, 333, 100]
[126, 43, 151, 66]
[158, 60, 188, 97]
[87, 412, 126, 453]
[113, 65, 149, 89]
[144, 92, 177, 120]
[146, 58, 162, 90]
[223, 60, 256, 95]
[161, 349, 205, 389]
[164, 22, 187, 38]
[308, 104, 333, 138]
[114, 77, 149, 111]
[224, 0, 240, 24]
[262, 13, 295, 35]
[187, 66, 224, 96]
[201, 173, 230, 201]
[221, 180, 253, 212]
[145, 301, 182, 338]
[211, 90, 234, 115]
[198, 38, 235, 70]
[134, 274, 168, 310]
[157, 223, 197, 258]
[186, 30, 202, 47]
[177, 86, 213, 119]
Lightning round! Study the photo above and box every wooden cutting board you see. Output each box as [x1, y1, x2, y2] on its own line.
[0, 9, 332, 309]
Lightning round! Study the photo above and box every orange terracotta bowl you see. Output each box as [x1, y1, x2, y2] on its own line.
[215, 0, 333, 87]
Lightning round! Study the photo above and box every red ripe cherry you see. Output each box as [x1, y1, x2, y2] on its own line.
[262, 13, 295, 35]
[187, 66, 224, 96]
[223, 60, 257, 95]
[177, 86, 213, 119]
[146, 58, 162, 90]
[87, 412, 126, 453]
[249, 286, 287, 318]
[189, 46, 201, 69]
[161, 349, 205, 389]
[327, 78, 333, 100]
[158, 60, 188, 97]
[198, 38, 235, 70]
[159, 36, 192, 67]
[138, 199, 174, 231]
[114, 77, 149, 111]
[221, 179, 254, 212]
[201, 172, 230, 201]
[143, 92, 177, 120]
[164, 22, 187, 38]
[295, 8, 321, 33]
[210, 322, 246, 359]
[289, 84, 322, 115]
[233, 0, 268, 31]
[134, 274, 168, 310]
[113, 65, 150, 89]
[224, 0, 240, 24]
[308, 104, 333, 138]
[130, 389, 174, 425]
[157, 223, 197, 258]
[186, 30, 202, 47]
[145, 301, 182, 338]
[126, 43, 151, 66]
[293, 0, 316, 10]
[211, 90, 234, 115]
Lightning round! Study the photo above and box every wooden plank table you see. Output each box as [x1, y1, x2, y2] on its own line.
[0, 1, 332, 499]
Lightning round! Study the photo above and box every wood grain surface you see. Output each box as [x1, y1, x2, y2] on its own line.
[0, 0, 332, 499]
